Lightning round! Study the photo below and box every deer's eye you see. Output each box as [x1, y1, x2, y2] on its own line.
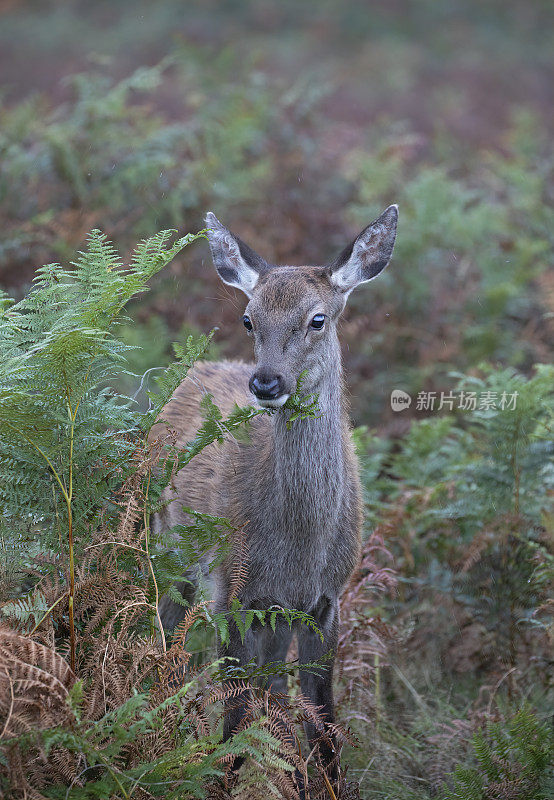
[310, 314, 325, 330]
[242, 315, 253, 331]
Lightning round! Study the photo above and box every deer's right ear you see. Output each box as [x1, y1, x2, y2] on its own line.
[328, 204, 398, 295]
[205, 212, 269, 298]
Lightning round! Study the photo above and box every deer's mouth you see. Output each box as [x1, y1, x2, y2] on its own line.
[255, 394, 289, 409]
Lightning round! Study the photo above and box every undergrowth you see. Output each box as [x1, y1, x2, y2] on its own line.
[341, 365, 554, 798]
[0, 5, 553, 793]
[0, 229, 377, 799]
[0, 229, 552, 798]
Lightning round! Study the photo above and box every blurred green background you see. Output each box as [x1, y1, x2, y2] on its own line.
[1, 3, 553, 796]
[1, 0, 552, 429]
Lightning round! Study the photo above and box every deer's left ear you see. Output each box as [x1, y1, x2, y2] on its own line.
[328, 204, 398, 294]
[205, 212, 270, 298]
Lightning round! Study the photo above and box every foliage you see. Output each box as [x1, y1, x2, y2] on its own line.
[0, 228, 201, 531]
[0, 53, 326, 282]
[340, 364, 554, 797]
[1, 3, 552, 429]
[283, 370, 323, 429]
[0, 2, 553, 797]
[389, 366, 554, 666]
[441, 706, 554, 800]
[342, 112, 553, 420]
[0, 230, 366, 799]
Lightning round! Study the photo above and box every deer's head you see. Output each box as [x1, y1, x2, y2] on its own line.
[206, 206, 398, 408]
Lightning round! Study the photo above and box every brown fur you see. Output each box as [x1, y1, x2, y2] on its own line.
[149, 360, 253, 522]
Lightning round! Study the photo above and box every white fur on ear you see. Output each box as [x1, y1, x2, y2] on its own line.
[205, 212, 261, 298]
[329, 204, 398, 295]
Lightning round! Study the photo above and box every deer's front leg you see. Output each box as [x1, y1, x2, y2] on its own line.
[298, 595, 340, 780]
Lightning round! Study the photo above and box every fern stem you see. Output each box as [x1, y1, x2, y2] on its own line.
[29, 591, 68, 636]
[0, 675, 15, 739]
[143, 464, 166, 652]
[63, 488, 76, 672]
[3, 400, 77, 670]
[65, 373, 86, 675]
[322, 770, 338, 800]
[511, 420, 521, 515]
[87, 752, 131, 799]
[374, 652, 381, 731]
[2, 419, 69, 504]
[85, 541, 145, 553]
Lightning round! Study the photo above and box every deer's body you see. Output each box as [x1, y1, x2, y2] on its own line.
[151, 207, 398, 784]
[152, 357, 361, 615]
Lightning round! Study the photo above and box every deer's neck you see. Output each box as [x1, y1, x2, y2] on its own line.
[271, 357, 347, 530]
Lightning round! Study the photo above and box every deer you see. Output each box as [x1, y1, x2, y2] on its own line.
[149, 204, 398, 787]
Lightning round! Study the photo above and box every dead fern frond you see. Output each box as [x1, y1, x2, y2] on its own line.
[227, 525, 250, 604]
[171, 603, 207, 649]
[336, 531, 399, 721]
[0, 626, 75, 738]
[459, 527, 496, 572]
[203, 680, 253, 707]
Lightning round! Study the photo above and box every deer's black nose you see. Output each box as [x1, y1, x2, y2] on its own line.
[249, 372, 284, 400]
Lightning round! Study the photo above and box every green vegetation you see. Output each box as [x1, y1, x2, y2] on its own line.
[0, 0, 552, 797]
[442, 707, 554, 800]
[345, 365, 554, 797]
[0, 231, 329, 798]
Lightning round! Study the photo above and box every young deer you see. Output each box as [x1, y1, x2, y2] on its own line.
[151, 205, 398, 780]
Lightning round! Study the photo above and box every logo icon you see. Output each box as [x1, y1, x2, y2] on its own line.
[391, 390, 412, 412]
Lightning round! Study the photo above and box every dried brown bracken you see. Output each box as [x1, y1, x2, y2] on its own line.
[0, 437, 369, 799]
